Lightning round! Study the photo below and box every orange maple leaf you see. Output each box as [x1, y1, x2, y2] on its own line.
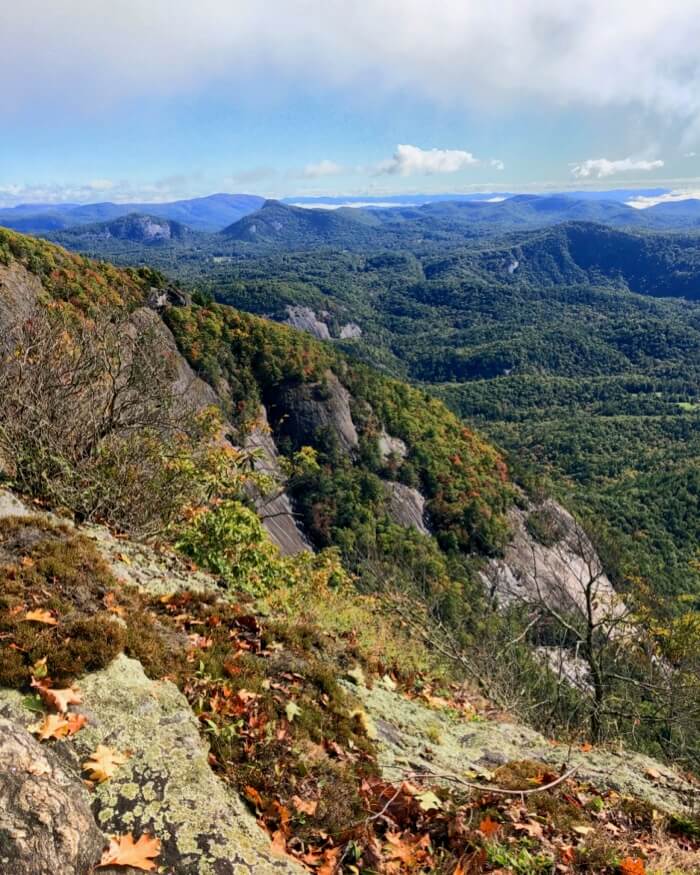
[97, 833, 161, 871]
[23, 609, 58, 625]
[478, 816, 500, 838]
[620, 858, 646, 875]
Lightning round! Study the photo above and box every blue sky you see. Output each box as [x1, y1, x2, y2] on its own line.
[3, 1, 700, 205]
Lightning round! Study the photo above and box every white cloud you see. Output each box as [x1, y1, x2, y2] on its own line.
[685, 151, 697, 158]
[626, 189, 700, 208]
[490, 159, 505, 171]
[375, 144, 479, 175]
[302, 160, 344, 178]
[4, 2, 700, 138]
[570, 157, 665, 179]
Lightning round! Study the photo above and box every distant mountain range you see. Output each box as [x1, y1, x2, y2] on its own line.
[0, 193, 264, 234]
[41, 194, 700, 257]
[3, 188, 697, 239]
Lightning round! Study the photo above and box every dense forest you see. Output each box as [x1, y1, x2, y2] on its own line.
[43, 210, 700, 605]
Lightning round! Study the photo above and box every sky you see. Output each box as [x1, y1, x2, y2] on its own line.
[3, 0, 700, 205]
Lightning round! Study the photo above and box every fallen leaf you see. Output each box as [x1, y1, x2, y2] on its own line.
[478, 816, 500, 838]
[291, 795, 318, 816]
[645, 767, 661, 782]
[31, 679, 81, 713]
[580, 742, 593, 752]
[31, 656, 48, 678]
[23, 609, 57, 625]
[572, 825, 594, 836]
[97, 833, 161, 871]
[83, 745, 129, 783]
[415, 790, 442, 812]
[64, 713, 88, 734]
[285, 701, 301, 722]
[20, 556, 35, 568]
[620, 857, 646, 875]
[514, 818, 543, 838]
[244, 785, 264, 810]
[30, 714, 73, 741]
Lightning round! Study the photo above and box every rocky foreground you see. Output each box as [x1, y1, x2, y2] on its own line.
[1, 489, 699, 874]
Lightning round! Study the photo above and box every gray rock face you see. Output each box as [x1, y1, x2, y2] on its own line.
[384, 482, 429, 534]
[0, 261, 42, 340]
[0, 718, 105, 875]
[377, 429, 407, 462]
[285, 306, 331, 341]
[129, 308, 219, 411]
[0, 658, 302, 875]
[278, 370, 359, 453]
[244, 405, 310, 556]
[339, 322, 362, 339]
[481, 498, 619, 620]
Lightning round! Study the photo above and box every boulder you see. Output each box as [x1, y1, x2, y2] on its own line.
[276, 371, 359, 453]
[0, 718, 104, 875]
[481, 498, 619, 620]
[0, 657, 302, 875]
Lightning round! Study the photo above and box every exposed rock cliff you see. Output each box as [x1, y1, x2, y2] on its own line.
[244, 405, 310, 556]
[273, 370, 359, 453]
[481, 498, 618, 619]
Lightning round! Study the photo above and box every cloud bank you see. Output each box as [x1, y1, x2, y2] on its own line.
[570, 157, 665, 179]
[3, 1, 700, 138]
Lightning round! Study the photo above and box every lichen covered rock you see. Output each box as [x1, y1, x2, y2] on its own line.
[0, 657, 301, 874]
[0, 717, 104, 875]
[353, 681, 697, 817]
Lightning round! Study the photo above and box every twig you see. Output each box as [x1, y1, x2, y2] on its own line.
[394, 764, 580, 797]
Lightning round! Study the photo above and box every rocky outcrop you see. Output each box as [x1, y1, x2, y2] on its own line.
[0, 718, 105, 875]
[130, 307, 219, 412]
[481, 498, 618, 620]
[244, 405, 310, 555]
[276, 370, 359, 453]
[0, 260, 42, 337]
[384, 482, 429, 535]
[0, 658, 302, 875]
[284, 306, 331, 341]
[378, 429, 407, 462]
[352, 680, 698, 817]
[339, 322, 362, 339]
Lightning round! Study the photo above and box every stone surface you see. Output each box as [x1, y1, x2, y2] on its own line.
[338, 322, 362, 339]
[277, 370, 359, 453]
[377, 429, 407, 463]
[384, 482, 429, 535]
[353, 682, 697, 816]
[244, 405, 310, 556]
[284, 306, 331, 341]
[0, 658, 302, 875]
[0, 718, 105, 875]
[481, 498, 619, 619]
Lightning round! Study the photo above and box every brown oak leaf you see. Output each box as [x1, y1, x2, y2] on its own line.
[97, 833, 161, 871]
[82, 745, 129, 783]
